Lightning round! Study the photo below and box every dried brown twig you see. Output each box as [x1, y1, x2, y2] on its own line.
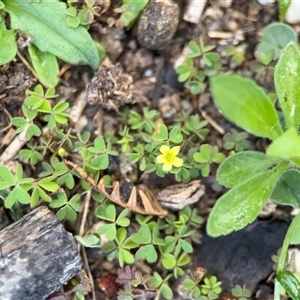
[64, 159, 168, 217]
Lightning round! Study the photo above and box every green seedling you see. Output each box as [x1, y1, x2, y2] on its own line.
[223, 129, 250, 152]
[207, 42, 300, 299]
[96, 205, 130, 241]
[257, 22, 297, 60]
[50, 192, 83, 221]
[176, 38, 221, 94]
[182, 272, 222, 300]
[231, 284, 251, 300]
[116, 266, 157, 299]
[114, 0, 149, 28]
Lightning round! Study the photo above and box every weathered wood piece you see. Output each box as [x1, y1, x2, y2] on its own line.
[0, 206, 82, 300]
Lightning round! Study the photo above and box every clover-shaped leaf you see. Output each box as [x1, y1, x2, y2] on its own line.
[193, 144, 225, 176]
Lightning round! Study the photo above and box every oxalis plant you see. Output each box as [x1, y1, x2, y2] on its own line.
[207, 42, 300, 300]
[0, 0, 102, 87]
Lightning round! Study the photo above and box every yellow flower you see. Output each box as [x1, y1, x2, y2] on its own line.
[156, 145, 183, 172]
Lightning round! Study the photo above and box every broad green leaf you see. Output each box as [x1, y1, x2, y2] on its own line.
[271, 169, 300, 207]
[217, 151, 282, 188]
[0, 20, 17, 65]
[207, 161, 289, 237]
[4, 0, 100, 70]
[28, 44, 59, 87]
[257, 22, 297, 60]
[267, 128, 300, 158]
[275, 42, 300, 130]
[210, 74, 283, 140]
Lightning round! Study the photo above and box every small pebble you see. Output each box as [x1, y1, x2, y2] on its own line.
[257, 0, 275, 5]
[137, 0, 179, 50]
[285, 0, 300, 24]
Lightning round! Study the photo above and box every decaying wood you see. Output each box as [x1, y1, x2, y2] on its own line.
[64, 159, 168, 216]
[0, 206, 82, 300]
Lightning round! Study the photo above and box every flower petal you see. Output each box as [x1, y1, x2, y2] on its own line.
[160, 145, 170, 154]
[170, 146, 180, 156]
[156, 155, 165, 164]
[163, 162, 172, 172]
[173, 157, 183, 167]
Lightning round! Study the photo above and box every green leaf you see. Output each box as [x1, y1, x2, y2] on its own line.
[69, 194, 82, 211]
[210, 74, 283, 140]
[267, 128, 300, 158]
[275, 42, 300, 130]
[135, 245, 157, 263]
[160, 283, 173, 300]
[0, 166, 15, 184]
[271, 170, 300, 207]
[0, 20, 17, 65]
[119, 248, 134, 267]
[50, 192, 67, 208]
[75, 234, 101, 247]
[57, 206, 77, 220]
[53, 101, 69, 113]
[287, 211, 300, 245]
[93, 137, 106, 151]
[162, 253, 176, 269]
[257, 22, 297, 60]
[207, 161, 289, 237]
[4, 0, 100, 69]
[26, 124, 41, 140]
[217, 151, 282, 188]
[188, 41, 201, 57]
[169, 126, 183, 143]
[277, 271, 300, 300]
[28, 44, 59, 87]
[12, 117, 27, 128]
[97, 224, 116, 241]
[105, 204, 116, 222]
[6, 187, 31, 207]
[152, 124, 168, 141]
[131, 224, 151, 244]
[278, 0, 292, 22]
[38, 176, 59, 192]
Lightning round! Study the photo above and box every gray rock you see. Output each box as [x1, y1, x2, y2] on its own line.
[137, 0, 179, 50]
[196, 221, 288, 293]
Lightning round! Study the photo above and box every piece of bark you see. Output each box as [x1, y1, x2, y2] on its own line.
[0, 206, 82, 300]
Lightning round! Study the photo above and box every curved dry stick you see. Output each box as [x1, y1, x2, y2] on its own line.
[64, 159, 168, 216]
